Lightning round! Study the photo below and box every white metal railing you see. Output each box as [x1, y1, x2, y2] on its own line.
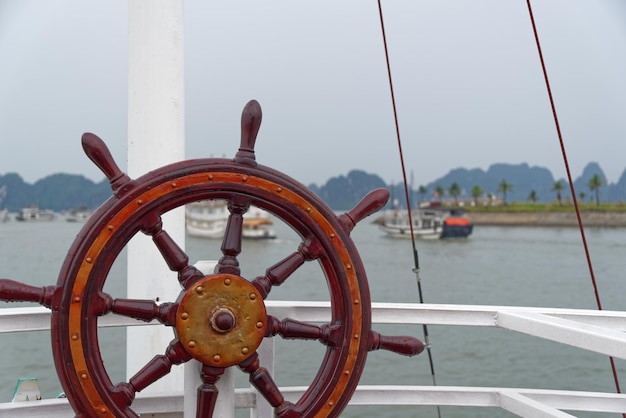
[2, 302, 626, 417]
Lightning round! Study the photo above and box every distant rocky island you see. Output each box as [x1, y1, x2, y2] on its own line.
[1, 161, 624, 212]
[311, 161, 625, 211]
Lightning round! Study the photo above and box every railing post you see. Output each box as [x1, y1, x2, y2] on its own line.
[127, 0, 186, 393]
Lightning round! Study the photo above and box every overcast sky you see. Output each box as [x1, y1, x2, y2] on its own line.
[1, 1, 625, 190]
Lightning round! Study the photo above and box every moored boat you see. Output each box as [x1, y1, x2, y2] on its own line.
[0, 186, 8, 222]
[14, 206, 55, 222]
[379, 204, 473, 239]
[379, 207, 443, 239]
[65, 206, 93, 223]
[440, 210, 474, 238]
[185, 200, 227, 238]
[185, 199, 277, 239]
[241, 206, 278, 239]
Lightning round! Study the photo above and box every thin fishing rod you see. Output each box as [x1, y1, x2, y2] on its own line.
[376, 2, 441, 417]
[525, 1, 623, 411]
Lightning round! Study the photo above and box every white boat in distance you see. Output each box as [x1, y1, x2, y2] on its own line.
[0, 186, 9, 222]
[185, 199, 277, 239]
[379, 203, 473, 239]
[65, 206, 93, 223]
[14, 206, 55, 222]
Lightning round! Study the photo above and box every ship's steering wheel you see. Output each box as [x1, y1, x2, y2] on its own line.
[0, 100, 423, 417]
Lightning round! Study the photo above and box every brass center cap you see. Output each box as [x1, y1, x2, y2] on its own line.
[176, 273, 267, 367]
[211, 307, 236, 333]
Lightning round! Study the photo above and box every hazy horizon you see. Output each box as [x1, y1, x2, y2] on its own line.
[2, 1, 625, 188]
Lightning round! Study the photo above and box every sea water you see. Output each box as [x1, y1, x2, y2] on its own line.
[1, 216, 625, 417]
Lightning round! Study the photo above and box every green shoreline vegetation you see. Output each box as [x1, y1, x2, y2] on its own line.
[458, 202, 626, 227]
[464, 202, 626, 213]
[425, 173, 621, 215]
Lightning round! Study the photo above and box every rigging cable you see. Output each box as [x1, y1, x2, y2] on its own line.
[525, 0, 624, 410]
[376, 2, 441, 417]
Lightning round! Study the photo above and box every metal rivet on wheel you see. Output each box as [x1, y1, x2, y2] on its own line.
[242, 175, 248, 182]
[353, 299, 359, 305]
[171, 182, 177, 188]
[249, 293, 256, 300]
[71, 334, 79, 341]
[85, 257, 92, 264]
[137, 199, 144, 205]
[328, 401, 335, 406]
[224, 278, 231, 286]
[188, 341, 196, 348]
[181, 312, 189, 320]
[81, 373, 88, 380]
[330, 233, 335, 238]
[107, 225, 113, 231]
[354, 334, 359, 339]
[277, 187, 282, 192]
[195, 286, 204, 294]
[242, 347, 249, 354]
[256, 321, 263, 329]
[100, 407, 107, 414]
[74, 296, 81, 303]
[213, 354, 221, 362]
[346, 264, 352, 270]
[208, 174, 213, 180]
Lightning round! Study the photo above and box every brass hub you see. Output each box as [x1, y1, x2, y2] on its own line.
[211, 307, 236, 333]
[176, 274, 267, 366]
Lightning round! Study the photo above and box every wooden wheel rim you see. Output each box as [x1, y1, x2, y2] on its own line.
[52, 164, 372, 417]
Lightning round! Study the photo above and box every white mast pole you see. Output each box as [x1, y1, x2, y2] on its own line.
[127, 0, 185, 393]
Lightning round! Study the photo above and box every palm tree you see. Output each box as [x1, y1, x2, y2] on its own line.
[551, 180, 565, 205]
[417, 185, 427, 204]
[579, 191, 586, 202]
[497, 179, 513, 205]
[588, 174, 604, 205]
[448, 182, 461, 205]
[471, 185, 483, 206]
[527, 190, 538, 203]
[435, 185, 445, 202]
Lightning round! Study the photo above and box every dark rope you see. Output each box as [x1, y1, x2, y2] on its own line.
[376, 2, 441, 417]
[525, 0, 623, 407]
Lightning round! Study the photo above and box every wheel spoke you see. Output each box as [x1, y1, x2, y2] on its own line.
[89, 291, 178, 325]
[238, 352, 293, 410]
[217, 196, 250, 275]
[337, 188, 390, 233]
[251, 237, 324, 299]
[266, 316, 342, 347]
[367, 330, 424, 356]
[82, 132, 134, 196]
[137, 210, 204, 288]
[196, 365, 225, 418]
[128, 339, 192, 393]
[0, 279, 60, 309]
[107, 382, 135, 412]
[110, 298, 178, 326]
